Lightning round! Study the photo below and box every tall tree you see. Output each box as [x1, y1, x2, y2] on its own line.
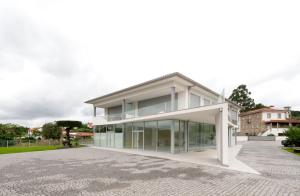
[229, 85, 255, 112]
[56, 120, 82, 147]
[42, 123, 62, 140]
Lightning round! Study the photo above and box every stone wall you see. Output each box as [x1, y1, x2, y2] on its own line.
[240, 112, 268, 135]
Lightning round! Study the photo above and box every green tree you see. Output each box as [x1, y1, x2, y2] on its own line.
[42, 123, 62, 140]
[229, 85, 255, 112]
[56, 120, 82, 147]
[76, 123, 93, 133]
[0, 123, 27, 140]
[284, 126, 300, 147]
[253, 103, 266, 110]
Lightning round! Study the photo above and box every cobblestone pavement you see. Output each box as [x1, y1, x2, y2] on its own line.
[0, 141, 300, 196]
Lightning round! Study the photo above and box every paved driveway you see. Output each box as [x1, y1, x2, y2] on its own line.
[0, 142, 299, 196]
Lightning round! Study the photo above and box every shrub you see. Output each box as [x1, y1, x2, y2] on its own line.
[267, 133, 275, 136]
[42, 123, 62, 140]
[283, 126, 300, 147]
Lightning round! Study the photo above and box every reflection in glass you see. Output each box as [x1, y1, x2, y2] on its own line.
[124, 123, 132, 148]
[144, 121, 157, 151]
[157, 120, 171, 152]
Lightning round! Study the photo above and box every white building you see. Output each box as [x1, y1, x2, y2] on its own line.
[85, 72, 240, 165]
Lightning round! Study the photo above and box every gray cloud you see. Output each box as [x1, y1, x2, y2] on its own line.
[0, 12, 82, 77]
[0, 11, 96, 124]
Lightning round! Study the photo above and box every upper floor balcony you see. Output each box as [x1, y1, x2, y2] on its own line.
[93, 102, 239, 126]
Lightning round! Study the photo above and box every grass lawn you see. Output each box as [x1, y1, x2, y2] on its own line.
[283, 147, 300, 156]
[0, 145, 63, 155]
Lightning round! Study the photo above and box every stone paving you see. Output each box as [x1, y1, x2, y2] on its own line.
[0, 141, 300, 196]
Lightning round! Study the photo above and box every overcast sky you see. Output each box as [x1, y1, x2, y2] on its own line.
[0, 0, 300, 127]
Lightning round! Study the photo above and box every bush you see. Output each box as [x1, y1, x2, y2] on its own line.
[42, 123, 62, 140]
[283, 126, 300, 147]
[267, 133, 275, 136]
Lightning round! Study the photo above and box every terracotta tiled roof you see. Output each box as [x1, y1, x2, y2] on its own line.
[240, 107, 287, 117]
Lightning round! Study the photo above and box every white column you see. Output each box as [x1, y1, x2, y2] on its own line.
[122, 99, 126, 119]
[171, 86, 176, 111]
[221, 103, 229, 165]
[134, 101, 138, 117]
[171, 120, 175, 154]
[215, 112, 222, 161]
[215, 103, 229, 166]
[184, 86, 191, 109]
[185, 121, 188, 152]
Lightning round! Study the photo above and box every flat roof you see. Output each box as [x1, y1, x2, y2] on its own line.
[85, 72, 220, 104]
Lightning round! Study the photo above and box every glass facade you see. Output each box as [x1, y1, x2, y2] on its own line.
[144, 121, 157, 151]
[157, 120, 171, 152]
[188, 122, 216, 151]
[94, 120, 215, 153]
[190, 93, 201, 108]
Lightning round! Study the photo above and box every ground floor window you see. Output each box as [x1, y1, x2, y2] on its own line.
[188, 122, 215, 151]
[94, 120, 215, 153]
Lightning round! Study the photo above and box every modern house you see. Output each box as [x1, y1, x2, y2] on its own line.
[240, 106, 300, 136]
[85, 72, 240, 165]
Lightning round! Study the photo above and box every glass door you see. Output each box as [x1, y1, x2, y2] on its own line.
[132, 131, 144, 150]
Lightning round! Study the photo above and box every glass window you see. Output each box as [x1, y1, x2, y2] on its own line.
[188, 122, 200, 150]
[157, 120, 171, 152]
[94, 126, 101, 146]
[125, 103, 135, 118]
[133, 122, 144, 131]
[107, 105, 122, 121]
[203, 98, 211, 106]
[190, 94, 201, 108]
[267, 113, 271, 118]
[188, 122, 215, 151]
[144, 121, 157, 151]
[175, 121, 185, 153]
[100, 125, 107, 147]
[124, 123, 132, 148]
[278, 113, 281, 119]
[114, 124, 123, 148]
[138, 95, 172, 116]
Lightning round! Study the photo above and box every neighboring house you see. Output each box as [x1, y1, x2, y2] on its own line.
[240, 106, 300, 136]
[85, 72, 240, 165]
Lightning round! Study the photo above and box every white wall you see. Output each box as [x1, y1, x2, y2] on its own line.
[261, 128, 287, 136]
[262, 112, 287, 121]
[177, 91, 186, 110]
[237, 136, 248, 142]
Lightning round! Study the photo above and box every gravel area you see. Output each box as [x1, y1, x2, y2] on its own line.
[0, 141, 300, 196]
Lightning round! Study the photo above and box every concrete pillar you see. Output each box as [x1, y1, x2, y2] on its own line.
[184, 86, 191, 109]
[171, 120, 175, 154]
[122, 99, 126, 119]
[171, 86, 176, 111]
[235, 128, 237, 145]
[93, 106, 97, 117]
[134, 101, 138, 117]
[215, 112, 222, 161]
[185, 121, 188, 152]
[215, 103, 229, 166]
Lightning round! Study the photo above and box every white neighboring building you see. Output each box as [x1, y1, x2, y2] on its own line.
[85, 72, 240, 165]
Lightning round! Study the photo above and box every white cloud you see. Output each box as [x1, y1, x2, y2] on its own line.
[0, 0, 300, 127]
